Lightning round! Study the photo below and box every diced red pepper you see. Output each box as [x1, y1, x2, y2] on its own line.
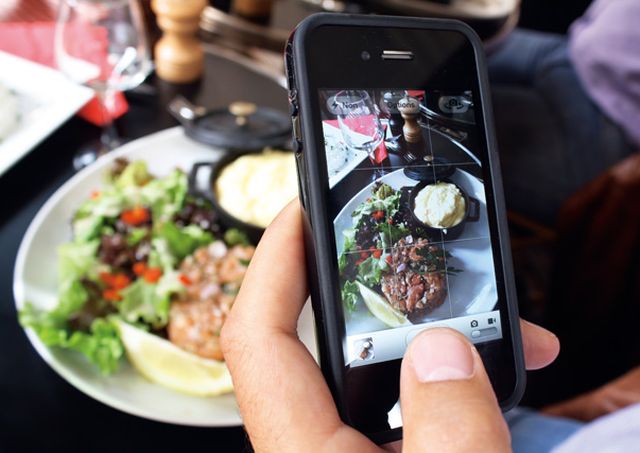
[179, 274, 192, 286]
[99, 272, 114, 286]
[143, 267, 163, 283]
[102, 289, 122, 302]
[132, 262, 147, 276]
[372, 249, 382, 259]
[371, 210, 385, 220]
[120, 206, 150, 226]
[387, 217, 393, 224]
[385, 255, 392, 264]
[111, 273, 131, 290]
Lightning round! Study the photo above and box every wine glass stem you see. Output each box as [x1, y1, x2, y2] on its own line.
[96, 88, 119, 154]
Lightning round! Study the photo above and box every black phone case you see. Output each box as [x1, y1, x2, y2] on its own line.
[285, 13, 526, 444]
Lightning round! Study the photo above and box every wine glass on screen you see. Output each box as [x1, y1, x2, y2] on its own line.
[55, 0, 153, 170]
[335, 90, 386, 178]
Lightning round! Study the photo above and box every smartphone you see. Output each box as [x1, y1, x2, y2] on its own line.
[286, 13, 525, 443]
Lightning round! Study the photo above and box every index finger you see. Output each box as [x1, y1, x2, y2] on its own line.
[221, 201, 366, 451]
[227, 200, 308, 333]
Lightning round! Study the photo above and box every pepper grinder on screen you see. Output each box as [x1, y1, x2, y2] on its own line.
[398, 95, 431, 160]
[152, 0, 207, 83]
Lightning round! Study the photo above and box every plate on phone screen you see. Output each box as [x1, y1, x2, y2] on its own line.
[334, 167, 498, 336]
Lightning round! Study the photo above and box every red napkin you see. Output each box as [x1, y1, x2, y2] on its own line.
[407, 90, 425, 102]
[0, 21, 128, 126]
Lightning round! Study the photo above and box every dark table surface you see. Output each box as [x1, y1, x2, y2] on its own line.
[0, 51, 288, 453]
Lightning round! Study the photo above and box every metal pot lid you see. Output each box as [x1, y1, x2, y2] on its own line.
[403, 156, 455, 182]
[182, 101, 292, 150]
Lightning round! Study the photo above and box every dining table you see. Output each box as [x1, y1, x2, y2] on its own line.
[0, 1, 533, 449]
[0, 49, 289, 452]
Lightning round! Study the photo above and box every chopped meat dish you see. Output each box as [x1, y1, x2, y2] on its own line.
[381, 236, 447, 314]
[168, 240, 254, 360]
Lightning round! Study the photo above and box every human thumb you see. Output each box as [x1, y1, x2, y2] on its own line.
[400, 328, 511, 453]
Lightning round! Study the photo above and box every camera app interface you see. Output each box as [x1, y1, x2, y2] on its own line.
[320, 88, 502, 367]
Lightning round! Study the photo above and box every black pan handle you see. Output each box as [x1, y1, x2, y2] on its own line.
[467, 197, 481, 222]
[188, 161, 214, 198]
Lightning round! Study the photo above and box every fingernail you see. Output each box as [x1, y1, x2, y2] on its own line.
[409, 329, 475, 383]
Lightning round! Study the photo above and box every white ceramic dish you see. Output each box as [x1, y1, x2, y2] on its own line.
[13, 127, 318, 426]
[0, 51, 94, 176]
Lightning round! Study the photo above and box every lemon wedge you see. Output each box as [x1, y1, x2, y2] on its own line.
[115, 319, 233, 397]
[356, 282, 409, 328]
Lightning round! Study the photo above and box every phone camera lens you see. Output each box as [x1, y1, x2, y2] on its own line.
[361, 51, 371, 61]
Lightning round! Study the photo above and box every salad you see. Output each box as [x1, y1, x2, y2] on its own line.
[19, 159, 253, 394]
[339, 183, 461, 325]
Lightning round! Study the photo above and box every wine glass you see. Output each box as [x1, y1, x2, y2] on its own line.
[55, 0, 153, 170]
[334, 90, 385, 176]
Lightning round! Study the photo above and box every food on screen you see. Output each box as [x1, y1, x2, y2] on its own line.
[339, 183, 462, 327]
[413, 182, 466, 229]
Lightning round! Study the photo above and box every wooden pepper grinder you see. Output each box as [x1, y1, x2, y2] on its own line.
[152, 0, 207, 83]
[397, 96, 423, 144]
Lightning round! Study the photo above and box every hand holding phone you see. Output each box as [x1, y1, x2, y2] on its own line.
[286, 13, 528, 442]
[220, 201, 560, 451]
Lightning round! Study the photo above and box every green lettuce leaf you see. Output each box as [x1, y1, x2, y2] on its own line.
[64, 319, 124, 374]
[140, 169, 188, 222]
[54, 280, 89, 321]
[155, 222, 213, 262]
[57, 240, 100, 284]
[74, 190, 126, 219]
[351, 184, 401, 228]
[117, 272, 183, 328]
[148, 237, 176, 271]
[114, 160, 152, 189]
[126, 227, 148, 246]
[341, 280, 360, 312]
[19, 306, 123, 375]
[224, 228, 250, 246]
[357, 255, 389, 286]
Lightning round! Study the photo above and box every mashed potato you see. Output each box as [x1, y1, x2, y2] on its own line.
[0, 82, 19, 142]
[215, 150, 297, 228]
[413, 182, 466, 229]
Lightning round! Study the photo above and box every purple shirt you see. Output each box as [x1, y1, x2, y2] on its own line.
[553, 403, 640, 452]
[569, 0, 640, 147]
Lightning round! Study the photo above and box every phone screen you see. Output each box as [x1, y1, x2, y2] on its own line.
[294, 22, 522, 436]
[318, 87, 503, 368]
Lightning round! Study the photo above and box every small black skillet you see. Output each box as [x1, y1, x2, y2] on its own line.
[400, 157, 480, 241]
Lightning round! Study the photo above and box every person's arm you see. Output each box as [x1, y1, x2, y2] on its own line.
[569, 0, 640, 146]
[221, 201, 560, 452]
[543, 367, 640, 422]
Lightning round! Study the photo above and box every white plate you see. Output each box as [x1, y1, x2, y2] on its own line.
[0, 51, 94, 176]
[334, 168, 497, 336]
[13, 127, 318, 427]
